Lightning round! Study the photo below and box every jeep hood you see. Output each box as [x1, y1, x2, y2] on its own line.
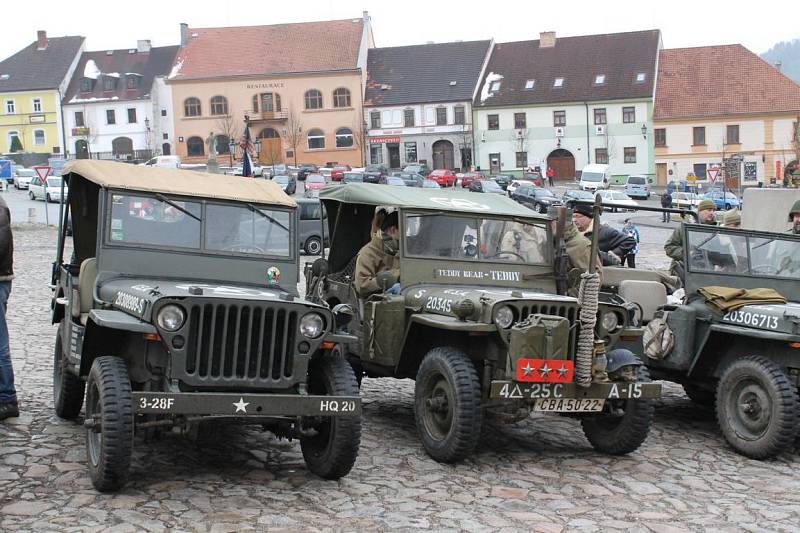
[719, 302, 800, 337]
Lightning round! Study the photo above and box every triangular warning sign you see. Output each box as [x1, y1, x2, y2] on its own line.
[33, 166, 51, 180]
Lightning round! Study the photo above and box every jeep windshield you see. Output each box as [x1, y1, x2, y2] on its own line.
[108, 192, 291, 257]
[404, 213, 550, 265]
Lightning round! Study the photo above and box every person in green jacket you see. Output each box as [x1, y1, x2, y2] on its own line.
[664, 198, 717, 280]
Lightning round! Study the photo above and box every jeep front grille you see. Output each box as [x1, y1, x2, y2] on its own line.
[180, 302, 300, 389]
[509, 302, 577, 325]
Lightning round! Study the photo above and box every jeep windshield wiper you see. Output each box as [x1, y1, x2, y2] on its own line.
[155, 194, 200, 222]
[247, 203, 289, 232]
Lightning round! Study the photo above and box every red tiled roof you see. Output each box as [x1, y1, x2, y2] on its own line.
[654, 44, 800, 120]
[169, 19, 364, 81]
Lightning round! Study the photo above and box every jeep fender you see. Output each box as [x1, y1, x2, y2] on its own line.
[80, 310, 157, 377]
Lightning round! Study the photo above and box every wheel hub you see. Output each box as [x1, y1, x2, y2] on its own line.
[732, 381, 771, 438]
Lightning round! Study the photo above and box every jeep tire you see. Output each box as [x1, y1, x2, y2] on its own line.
[414, 347, 482, 463]
[300, 354, 361, 479]
[85, 356, 134, 492]
[581, 366, 655, 455]
[53, 328, 85, 419]
[716, 355, 799, 459]
[682, 383, 715, 406]
[304, 236, 322, 255]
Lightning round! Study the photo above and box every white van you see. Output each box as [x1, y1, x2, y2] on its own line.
[578, 163, 610, 192]
[142, 155, 181, 169]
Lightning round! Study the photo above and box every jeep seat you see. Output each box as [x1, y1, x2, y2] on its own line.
[619, 279, 667, 325]
[602, 266, 681, 294]
[74, 258, 97, 325]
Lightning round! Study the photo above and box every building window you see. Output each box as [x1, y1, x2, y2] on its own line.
[370, 145, 382, 164]
[654, 128, 666, 147]
[32, 98, 42, 112]
[693, 163, 708, 179]
[187, 136, 204, 156]
[74, 111, 85, 127]
[161, 109, 167, 117]
[515, 151, 528, 168]
[624, 147, 637, 163]
[307, 128, 325, 149]
[514, 112, 527, 129]
[304, 89, 323, 110]
[333, 88, 351, 108]
[405, 142, 417, 163]
[488, 114, 499, 130]
[404, 109, 415, 127]
[524, 79, 535, 89]
[436, 107, 447, 126]
[595, 148, 608, 164]
[163, 133, 168, 140]
[5, 100, 15, 114]
[7, 131, 21, 151]
[127, 108, 137, 123]
[33, 129, 45, 146]
[635, 72, 647, 83]
[126, 75, 139, 89]
[254, 93, 281, 113]
[80, 78, 92, 92]
[106, 109, 116, 125]
[335, 127, 353, 148]
[258, 128, 279, 139]
[210, 96, 228, 115]
[370, 111, 381, 129]
[184, 97, 201, 117]
[593, 74, 606, 85]
[490, 81, 501, 92]
[693, 126, 706, 146]
[622, 106, 635, 124]
[727, 124, 740, 144]
[103, 76, 116, 91]
[553, 110, 566, 127]
[553, 77, 564, 88]
[454, 106, 465, 125]
[594, 108, 607, 125]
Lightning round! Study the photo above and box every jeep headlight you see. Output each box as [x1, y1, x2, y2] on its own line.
[494, 305, 515, 329]
[300, 312, 325, 338]
[601, 311, 619, 332]
[157, 304, 185, 331]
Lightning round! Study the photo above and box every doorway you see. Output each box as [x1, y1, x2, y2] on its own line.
[257, 128, 282, 164]
[162, 143, 171, 156]
[489, 153, 501, 174]
[387, 143, 401, 169]
[432, 140, 455, 170]
[75, 140, 89, 159]
[546, 149, 575, 180]
[656, 163, 667, 186]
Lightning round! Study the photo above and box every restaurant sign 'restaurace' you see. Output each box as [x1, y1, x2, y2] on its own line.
[369, 136, 401, 144]
[245, 82, 286, 89]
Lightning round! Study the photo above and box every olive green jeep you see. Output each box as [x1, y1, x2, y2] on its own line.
[305, 183, 661, 462]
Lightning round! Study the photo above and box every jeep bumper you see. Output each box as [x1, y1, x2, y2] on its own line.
[132, 392, 361, 416]
[489, 380, 662, 401]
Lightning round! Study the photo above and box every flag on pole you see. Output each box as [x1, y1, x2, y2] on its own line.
[240, 123, 254, 178]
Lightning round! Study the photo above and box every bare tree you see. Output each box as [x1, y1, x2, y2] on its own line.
[603, 133, 618, 165]
[351, 108, 367, 167]
[511, 127, 531, 170]
[215, 113, 241, 166]
[458, 123, 473, 171]
[283, 106, 304, 168]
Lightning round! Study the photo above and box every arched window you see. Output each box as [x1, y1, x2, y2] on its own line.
[333, 88, 351, 108]
[187, 136, 204, 156]
[210, 96, 228, 116]
[215, 135, 230, 155]
[304, 89, 323, 110]
[258, 128, 280, 139]
[335, 127, 353, 148]
[184, 97, 201, 117]
[307, 128, 325, 149]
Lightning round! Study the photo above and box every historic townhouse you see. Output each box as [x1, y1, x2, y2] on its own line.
[62, 41, 179, 161]
[0, 31, 84, 162]
[473, 30, 661, 182]
[653, 45, 800, 188]
[364, 40, 492, 170]
[168, 14, 373, 166]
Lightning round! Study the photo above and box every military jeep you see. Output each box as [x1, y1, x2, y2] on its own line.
[622, 222, 800, 459]
[305, 183, 661, 462]
[50, 160, 361, 491]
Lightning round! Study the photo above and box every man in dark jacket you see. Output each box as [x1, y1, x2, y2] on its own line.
[571, 204, 635, 266]
[0, 196, 17, 420]
[660, 190, 673, 222]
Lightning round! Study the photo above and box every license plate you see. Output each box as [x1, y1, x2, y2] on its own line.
[533, 398, 605, 412]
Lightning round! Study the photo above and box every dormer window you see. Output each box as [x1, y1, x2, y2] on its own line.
[80, 78, 93, 92]
[524, 79, 535, 90]
[553, 77, 564, 88]
[490, 81, 501, 92]
[635, 72, 647, 83]
[594, 74, 606, 85]
[126, 74, 140, 89]
[103, 76, 116, 91]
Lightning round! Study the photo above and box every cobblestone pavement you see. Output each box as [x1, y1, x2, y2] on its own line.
[2, 227, 800, 532]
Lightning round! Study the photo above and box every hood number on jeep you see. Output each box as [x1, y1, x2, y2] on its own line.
[114, 291, 145, 315]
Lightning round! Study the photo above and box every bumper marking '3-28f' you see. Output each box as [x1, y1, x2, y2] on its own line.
[490, 381, 662, 400]
[132, 392, 361, 416]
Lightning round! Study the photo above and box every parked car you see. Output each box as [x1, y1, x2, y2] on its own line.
[271, 174, 297, 195]
[341, 172, 365, 184]
[386, 172, 423, 187]
[562, 189, 595, 204]
[625, 174, 650, 199]
[297, 164, 318, 181]
[318, 167, 333, 179]
[428, 169, 457, 187]
[29, 176, 69, 202]
[578, 163, 610, 192]
[383, 176, 407, 187]
[402, 163, 431, 177]
[297, 197, 328, 255]
[13, 168, 36, 189]
[523, 172, 545, 187]
[492, 174, 514, 190]
[362, 164, 388, 183]
[468, 179, 505, 195]
[422, 179, 441, 189]
[506, 175, 540, 197]
[304, 174, 327, 197]
[330, 165, 352, 182]
[459, 171, 484, 188]
[511, 184, 563, 213]
[704, 189, 740, 210]
[671, 192, 701, 210]
[142, 155, 181, 169]
[595, 190, 639, 212]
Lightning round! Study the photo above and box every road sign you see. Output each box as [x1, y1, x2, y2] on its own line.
[33, 166, 51, 181]
[707, 167, 720, 182]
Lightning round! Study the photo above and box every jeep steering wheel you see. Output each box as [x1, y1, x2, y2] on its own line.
[222, 244, 266, 254]
[488, 250, 526, 261]
[751, 263, 778, 275]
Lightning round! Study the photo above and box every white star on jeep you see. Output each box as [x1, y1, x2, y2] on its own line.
[557, 365, 569, 378]
[233, 397, 250, 413]
[539, 364, 552, 378]
[522, 363, 534, 376]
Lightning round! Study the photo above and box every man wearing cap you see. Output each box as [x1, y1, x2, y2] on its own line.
[788, 200, 800, 235]
[664, 198, 717, 262]
[571, 204, 635, 266]
[721, 209, 741, 228]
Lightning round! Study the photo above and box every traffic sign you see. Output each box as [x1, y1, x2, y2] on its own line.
[33, 166, 52, 181]
[707, 167, 720, 182]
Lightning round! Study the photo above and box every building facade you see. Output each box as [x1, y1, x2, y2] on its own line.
[473, 31, 661, 182]
[364, 41, 492, 170]
[0, 31, 84, 160]
[168, 15, 373, 167]
[654, 45, 800, 188]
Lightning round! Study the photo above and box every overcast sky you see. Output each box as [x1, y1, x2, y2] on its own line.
[2, 0, 795, 63]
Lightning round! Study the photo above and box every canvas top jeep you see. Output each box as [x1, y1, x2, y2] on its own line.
[305, 183, 661, 462]
[50, 160, 361, 491]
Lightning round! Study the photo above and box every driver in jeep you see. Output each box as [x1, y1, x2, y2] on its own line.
[355, 211, 401, 296]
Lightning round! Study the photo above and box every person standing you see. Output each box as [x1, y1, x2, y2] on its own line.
[546, 166, 555, 187]
[571, 204, 635, 266]
[0, 195, 17, 420]
[621, 219, 640, 268]
[660, 189, 673, 222]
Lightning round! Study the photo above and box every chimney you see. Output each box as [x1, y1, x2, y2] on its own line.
[137, 40, 151, 53]
[180, 23, 188, 46]
[539, 31, 556, 49]
[37, 30, 47, 50]
[776, 61, 783, 73]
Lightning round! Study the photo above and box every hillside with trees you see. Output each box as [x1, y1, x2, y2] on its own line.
[761, 39, 800, 82]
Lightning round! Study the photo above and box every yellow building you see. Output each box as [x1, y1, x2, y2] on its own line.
[0, 31, 84, 157]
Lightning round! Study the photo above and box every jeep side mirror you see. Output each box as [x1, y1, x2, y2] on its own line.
[376, 271, 396, 292]
[332, 303, 355, 328]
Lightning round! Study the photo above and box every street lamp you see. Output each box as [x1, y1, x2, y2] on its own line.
[228, 138, 236, 166]
[641, 124, 647, 139]
[254, 137, 262, 157]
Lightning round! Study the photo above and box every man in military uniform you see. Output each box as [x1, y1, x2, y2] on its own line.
[789, 200, 800, 235]
[499, 222, 547, 263]
[664, 198, 717, 280]
[355, 211, 401, 297]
